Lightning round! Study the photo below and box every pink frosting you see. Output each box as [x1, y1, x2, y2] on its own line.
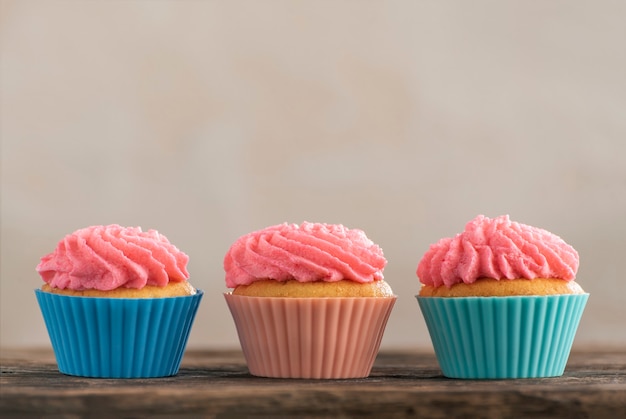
[37, 225, 190, 291]
[224, 222, 387, 288]
[416, 215, 579, 288]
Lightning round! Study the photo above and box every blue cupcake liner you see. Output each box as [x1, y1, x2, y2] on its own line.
[35, 289, 203, 378]
[416, 293, 588, 379]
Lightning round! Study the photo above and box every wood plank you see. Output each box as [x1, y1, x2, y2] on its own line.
[1, 349, 625, 418]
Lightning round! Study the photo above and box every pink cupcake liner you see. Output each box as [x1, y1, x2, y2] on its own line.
[224, 294, 396, 379]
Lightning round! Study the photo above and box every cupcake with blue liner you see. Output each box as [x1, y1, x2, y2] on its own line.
[35, 224, 203, 378]
[416, 215, 588, 379]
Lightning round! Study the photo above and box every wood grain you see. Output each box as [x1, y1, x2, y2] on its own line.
[1, 349, 625, 418]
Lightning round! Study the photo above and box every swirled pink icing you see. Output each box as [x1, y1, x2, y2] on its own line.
[224, 222, 387, 288]
[37, 225, 190, 291]
[416, 215, 579, 288]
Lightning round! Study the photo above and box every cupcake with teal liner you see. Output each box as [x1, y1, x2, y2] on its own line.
[416, 215, 588, 379]
[35, 224, 203, 378]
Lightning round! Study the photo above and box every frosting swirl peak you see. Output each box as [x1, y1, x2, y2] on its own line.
[37, 225, 189, 291]
[224, 222, 387, 288]
[416, 215, 579, 288]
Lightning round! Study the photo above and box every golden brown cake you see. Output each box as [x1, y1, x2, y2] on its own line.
[42, 281, 196, 298]
[418, 277, 584, 297]
[233, 279, 394, 298]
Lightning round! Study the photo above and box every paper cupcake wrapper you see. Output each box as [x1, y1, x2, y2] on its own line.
[224, 294, 396, 379]
[417, 294, 588, 379]
[35, 289, 203, 378]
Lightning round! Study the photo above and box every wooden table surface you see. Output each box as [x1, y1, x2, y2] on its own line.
[1, 348, 625, 418]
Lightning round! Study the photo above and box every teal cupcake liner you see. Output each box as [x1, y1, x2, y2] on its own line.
[35, 289, 203, 378]
[416, 293, 588, 379]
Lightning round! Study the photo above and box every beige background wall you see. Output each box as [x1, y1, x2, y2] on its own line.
[1, 0, 625, 350]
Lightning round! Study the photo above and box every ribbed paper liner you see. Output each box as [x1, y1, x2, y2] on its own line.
[35, 289, 203, 378]
[224, 294, 396, 379]
[417, 294, 588, 379]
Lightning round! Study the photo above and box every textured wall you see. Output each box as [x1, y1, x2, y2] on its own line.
[1, 0, 625, 350]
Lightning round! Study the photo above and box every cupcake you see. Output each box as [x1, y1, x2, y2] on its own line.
[416, 215, 588, 379]
[223, 222, 396, 379]
[35, 224, 203, 378]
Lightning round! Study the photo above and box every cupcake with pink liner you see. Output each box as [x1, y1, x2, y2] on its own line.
[416, 215, 588, 379]
[35, 224, 203, 378]
[223, 222, 396, 379]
